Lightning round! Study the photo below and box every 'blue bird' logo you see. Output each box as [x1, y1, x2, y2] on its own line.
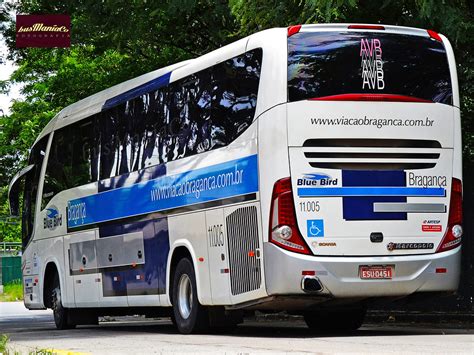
[46, 208, 58, 218]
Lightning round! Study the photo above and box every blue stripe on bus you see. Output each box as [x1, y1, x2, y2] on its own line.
[297, 186, 445, 197]
[67, 155, 258, 228]
[102, 71, 171, 110]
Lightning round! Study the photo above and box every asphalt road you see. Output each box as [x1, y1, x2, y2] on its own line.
[1, 302, 473, 354]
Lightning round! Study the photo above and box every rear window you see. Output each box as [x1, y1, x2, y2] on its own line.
[288, 32, 452, 104]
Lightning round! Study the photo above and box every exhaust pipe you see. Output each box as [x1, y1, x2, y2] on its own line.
[301, 276, 323, 293]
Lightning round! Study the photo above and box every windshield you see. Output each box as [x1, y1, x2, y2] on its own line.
[288, 31, 452, 104]
[22, 136, 48, 249]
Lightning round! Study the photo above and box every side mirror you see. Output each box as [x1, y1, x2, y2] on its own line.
[8, 164, 34, 216]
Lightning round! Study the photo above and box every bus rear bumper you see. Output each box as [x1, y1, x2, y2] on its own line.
[264, 243, 461, 298]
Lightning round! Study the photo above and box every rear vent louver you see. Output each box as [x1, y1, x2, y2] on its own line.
[303, 139, 441, 170]
[226, 206, 261, 296]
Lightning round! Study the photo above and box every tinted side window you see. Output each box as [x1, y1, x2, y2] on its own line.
[99, 87, 169, 179]
[96, 48, 262, 180]
[99, 108, 124, 179]
[212, 48, 262, 144]
[23, 136, 48, 248]
[167, 69, 212, 160]
[123, 90, 168, 170]
[42, 117, 98, 207]
[72, 118, 99, 185]
[42, 126, 73, 207]
[143, 87, 170, 167]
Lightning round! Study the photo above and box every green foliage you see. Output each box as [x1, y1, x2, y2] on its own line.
[0, 3, 8, 65]
[9, 47, 141, 112]
[0, 333, 22, 355]
[0, 334, 8, 353]
[0, 219, 21, 243]
[0, 281, 23, 302]
[29, 350, 54, 355]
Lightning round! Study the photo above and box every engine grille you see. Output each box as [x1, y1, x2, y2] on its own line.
[303, 139, 441, 170]
[226, 206, 261, 296]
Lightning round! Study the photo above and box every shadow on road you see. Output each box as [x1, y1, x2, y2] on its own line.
[2, 311, 472, 342]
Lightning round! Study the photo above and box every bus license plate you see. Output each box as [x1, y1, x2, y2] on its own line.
[359, 266, 393, 279]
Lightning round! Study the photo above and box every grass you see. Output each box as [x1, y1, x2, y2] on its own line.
[0, 334, 8, 354]
[0, 334, 20, 355]
[0, 281, 23, 302]
[1, 334, 55, 355]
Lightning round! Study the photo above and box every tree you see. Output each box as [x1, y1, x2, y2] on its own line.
[0, 2, 7, 65]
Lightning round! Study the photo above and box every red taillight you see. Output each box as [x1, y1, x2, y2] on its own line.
[309, 93, 432, 103]
[427, 29, 442, 42]
[269, 177, 311, 255]
[436, 178, 463, 253]
[287, 25, 302, 37]
[348, 24, 385, 30]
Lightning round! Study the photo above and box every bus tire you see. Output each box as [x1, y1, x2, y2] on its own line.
[51, 273, 76, 330]
[304, 307, 366, 332]
[172, 257, 209, 334]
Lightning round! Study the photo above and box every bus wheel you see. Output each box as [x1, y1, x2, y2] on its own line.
[172, 258, 209, 334]
[51, 273, 76, 330]
[304, 307, 366, 332]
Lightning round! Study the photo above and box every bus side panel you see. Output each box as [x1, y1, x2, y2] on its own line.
[164, 123, 260, 306]
[94, 218, 168, 307]
[22, 241, 42, 309]
[245, 28, 287, 119]
[256, 105, 293, 298]
[167, 212, 212, 306]
[453, 107, 463, 180]
[205, 207, 232, 305]
[65, 230, 100, 307]
[36, 237, 68, 308]
[257, 104, 291, 243]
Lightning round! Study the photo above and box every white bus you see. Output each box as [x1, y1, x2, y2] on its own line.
[9, 24, 463, 334]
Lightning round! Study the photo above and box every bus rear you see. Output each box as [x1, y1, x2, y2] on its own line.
[266, 25, 462, 300]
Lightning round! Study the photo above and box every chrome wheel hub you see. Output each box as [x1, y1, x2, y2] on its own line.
[178, 274, 193, 319]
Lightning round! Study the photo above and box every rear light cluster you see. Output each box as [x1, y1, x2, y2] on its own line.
[427, 29, 442, 42]
[437, 178, 463, 253]
[287, 25, 302, 37]
[269, 178, 311, 255]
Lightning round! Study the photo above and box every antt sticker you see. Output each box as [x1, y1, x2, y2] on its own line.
[422, 220, 442, 232]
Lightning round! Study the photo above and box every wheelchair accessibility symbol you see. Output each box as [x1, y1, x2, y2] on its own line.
[307, 219, 324, 237]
